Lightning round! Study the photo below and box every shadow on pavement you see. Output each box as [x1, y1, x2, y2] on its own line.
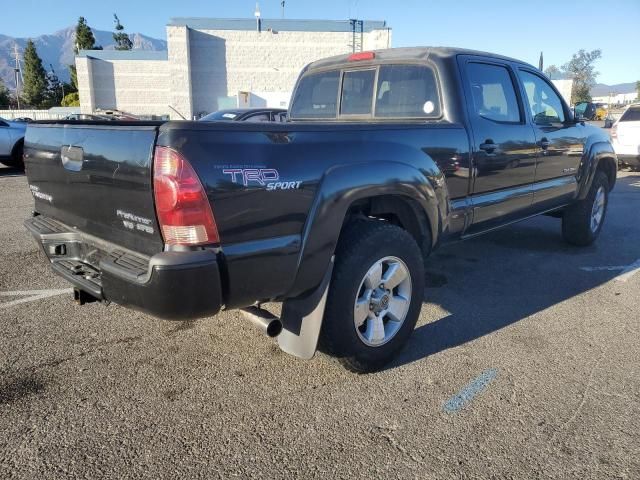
[387, 172, 639, 371]
[0, 166, 25, 177]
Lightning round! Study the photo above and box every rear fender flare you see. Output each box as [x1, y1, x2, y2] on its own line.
[286, 161, 441, 298]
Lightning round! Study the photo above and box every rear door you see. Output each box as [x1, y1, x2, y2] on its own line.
[516, 68, 585, 207]
[24, 122, 164, 256]
[459, 57, 538, 233]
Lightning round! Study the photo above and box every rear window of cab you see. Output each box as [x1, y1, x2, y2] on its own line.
[620, 106, 640, 122]
[289, 64, 441, 120]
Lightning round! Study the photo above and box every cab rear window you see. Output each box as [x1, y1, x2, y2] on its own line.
[289, 64, 440, 120]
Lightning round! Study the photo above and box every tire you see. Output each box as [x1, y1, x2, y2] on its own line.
[319, 220, 425, 373]
[2, 140, 24, 169]
[562, 171, 609, 246]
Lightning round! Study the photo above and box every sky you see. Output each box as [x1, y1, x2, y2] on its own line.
[2, 0, 639, 85]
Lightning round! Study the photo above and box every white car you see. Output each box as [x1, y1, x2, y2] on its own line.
[0, 117, 27, 169]
[611, 104, 640, 171]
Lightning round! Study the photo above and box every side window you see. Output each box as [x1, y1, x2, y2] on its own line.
[340, 69, 375, 115]
[273, 112, 287, 122]
[519, 70, 566, 124]
[244, 113, 270, 123]
[467, 63, 521, 123]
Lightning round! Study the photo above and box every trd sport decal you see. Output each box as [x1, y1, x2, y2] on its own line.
[222, 168, 301, 191]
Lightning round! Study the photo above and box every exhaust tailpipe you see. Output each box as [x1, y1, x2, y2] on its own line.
[74, 288, 98, 305]
[240, 306, 283, 338]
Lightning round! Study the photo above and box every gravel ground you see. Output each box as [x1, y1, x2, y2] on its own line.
[1, 165, 638, 479]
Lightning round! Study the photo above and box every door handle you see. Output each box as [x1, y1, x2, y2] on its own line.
[539, 138, 550, 150]
[479, 141, 497, 154]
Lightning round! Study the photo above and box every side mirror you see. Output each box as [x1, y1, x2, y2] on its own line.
[572, 107, 585, 123]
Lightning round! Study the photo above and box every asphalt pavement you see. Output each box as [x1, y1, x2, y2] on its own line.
[1, 165, 638, 479]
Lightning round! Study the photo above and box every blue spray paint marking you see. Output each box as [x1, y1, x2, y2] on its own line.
[443, 368, 498, 413]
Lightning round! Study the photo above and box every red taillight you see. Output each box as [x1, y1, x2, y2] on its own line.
[348, 51, 375, 62]
[610, 125, 617, 139]
[153, 146, 219, 246]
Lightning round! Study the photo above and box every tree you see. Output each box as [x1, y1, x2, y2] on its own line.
[68, 65, 79, 92]
[0, 78, 11, 108]
[636, 80, 640, 101]
[113, 14, 133, 50]
[61, 92, 80, 107]
[44, 66, 64, 107]
[544, 65, 564, 80]
[68, 17, 102, 96]
[562, 49, 602, 104]
[74, 16, 102, 54]
[21, 40, 48, 107]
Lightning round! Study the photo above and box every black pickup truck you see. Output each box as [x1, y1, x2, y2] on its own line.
[23, 47, 616, 372]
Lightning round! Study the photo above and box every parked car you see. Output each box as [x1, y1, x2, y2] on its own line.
[574, 102, 608, 121]
[0, 116, 27, 169]
[200, 108, 288, 122]
[65, 113, 115, 121]
[23, 47, 617, 372]
[611, 103, 640, 170]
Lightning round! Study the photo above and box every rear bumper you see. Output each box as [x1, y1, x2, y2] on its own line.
[617, 154, 640, 167]
[25, 215, 222, 320]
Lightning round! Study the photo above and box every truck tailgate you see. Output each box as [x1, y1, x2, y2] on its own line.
[24, 122, 164, 256]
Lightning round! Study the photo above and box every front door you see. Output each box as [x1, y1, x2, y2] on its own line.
[459, 59, 538, 234]
[517, 69, 585, 208]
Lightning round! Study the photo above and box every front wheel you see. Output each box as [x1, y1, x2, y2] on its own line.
[562, 171, 609, 246]
[319, 221, 425, 373]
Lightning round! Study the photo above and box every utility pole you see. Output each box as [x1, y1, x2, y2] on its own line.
[13, 44, 21, 109]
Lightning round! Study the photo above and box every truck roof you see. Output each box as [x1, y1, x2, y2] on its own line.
[305, 46, 534, 71]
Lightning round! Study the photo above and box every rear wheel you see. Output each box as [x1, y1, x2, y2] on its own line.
[562, 171, 609, 246]
[319, 221, 425, 373]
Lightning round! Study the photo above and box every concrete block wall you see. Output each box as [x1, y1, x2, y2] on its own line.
[189, 28, 391, 114]
[167, 25, 194, 119]
[76, 57, 95, 114]
[76, 22, 392, 119]
[76, 57, 170, 117]
[90, 60, 170, 116]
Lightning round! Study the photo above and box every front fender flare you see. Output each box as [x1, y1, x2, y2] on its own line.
[578, 140, 617, 199]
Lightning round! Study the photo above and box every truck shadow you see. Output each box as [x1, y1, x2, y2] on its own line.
[386, 173, 639, 371]
[0, 166, 25, 177]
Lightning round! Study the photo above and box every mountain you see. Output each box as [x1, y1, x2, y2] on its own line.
[591, 82, 636, 96]
[0, 26, 166, 89]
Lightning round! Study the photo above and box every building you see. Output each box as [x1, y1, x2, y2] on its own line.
[592, 93, 638, 106]
[76, 17, 392, 119]
[551, 79, 573, 106]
